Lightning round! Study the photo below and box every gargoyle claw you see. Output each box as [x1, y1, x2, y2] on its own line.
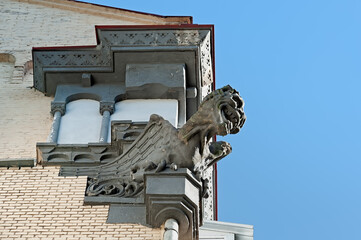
[170, 163, 178, 171]
[144, 162, 157, 171]
[155, 160, 167, 173]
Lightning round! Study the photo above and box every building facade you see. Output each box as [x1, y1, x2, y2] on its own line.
[0, 1, 253, 239]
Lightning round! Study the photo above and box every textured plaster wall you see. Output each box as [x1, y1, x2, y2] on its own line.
[0, 166, 162, 240]
[0, 0, 138, 83]
[0, 62, 52, 159]
[0, 0, 167, 239]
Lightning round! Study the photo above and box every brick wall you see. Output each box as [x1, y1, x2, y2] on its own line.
[0, 166, 162, 240]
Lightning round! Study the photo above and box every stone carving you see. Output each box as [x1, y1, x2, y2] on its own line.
[60, 85, 246, 199]
[200, 32, 213, 86]
[101, 30, 209, 47]
[202, 167, 214, 220]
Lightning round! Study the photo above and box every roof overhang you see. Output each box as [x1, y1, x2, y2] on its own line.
[33, 24, 215, 120]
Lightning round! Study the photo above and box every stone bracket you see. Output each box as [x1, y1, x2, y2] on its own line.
[0, 158, 35, 168]
[81, 73, 92, 87]
[107, 169, 202, 240]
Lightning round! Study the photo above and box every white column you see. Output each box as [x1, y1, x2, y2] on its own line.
[163, 218, 179, 240]
[99, 110, 111, 143]
[47, 111, 62, 143]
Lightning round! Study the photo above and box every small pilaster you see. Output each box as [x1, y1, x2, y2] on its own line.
[99, 101, 114, 143]
[47, 102, 66, 143]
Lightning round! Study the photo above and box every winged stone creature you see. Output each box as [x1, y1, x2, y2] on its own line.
[60, 85, 246, 198]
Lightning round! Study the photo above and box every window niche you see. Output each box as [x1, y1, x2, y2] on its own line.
[57, 99, 102, 144]
[38, 63, 186, 167]
[38, 60, 190, 167]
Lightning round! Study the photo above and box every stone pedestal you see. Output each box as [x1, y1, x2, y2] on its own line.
[145, 169, 202, 240]
[107, 168, 202, 240]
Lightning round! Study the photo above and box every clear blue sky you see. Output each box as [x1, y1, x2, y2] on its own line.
[82, 1, 361, 239]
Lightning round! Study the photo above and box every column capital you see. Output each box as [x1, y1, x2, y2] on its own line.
[100, 101, 115, 115]
[50, 102, 66, 116]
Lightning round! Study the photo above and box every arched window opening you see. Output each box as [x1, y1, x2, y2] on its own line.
[57, 99, 102, 144]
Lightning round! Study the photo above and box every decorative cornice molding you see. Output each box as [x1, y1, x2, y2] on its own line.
[33, 27, 213, 94]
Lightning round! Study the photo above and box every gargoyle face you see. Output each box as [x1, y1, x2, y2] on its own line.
[216, 87, 246, 136]
[181, 85, 246, 140]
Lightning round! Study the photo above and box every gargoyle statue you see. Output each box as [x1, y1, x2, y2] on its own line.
[60, 85, 246, 198]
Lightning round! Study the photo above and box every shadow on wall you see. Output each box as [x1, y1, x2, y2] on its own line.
[24, 60, 33, 76]
[0, 53, 34, 83]
[0, 53, 16, 64]
[0, 53, 16, 81]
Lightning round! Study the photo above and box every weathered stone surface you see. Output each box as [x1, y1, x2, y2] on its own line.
[145, 169, 201, 240]
[0, 166, 162, 239]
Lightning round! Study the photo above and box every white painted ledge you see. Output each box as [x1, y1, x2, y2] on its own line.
[200, 220, 254, 240]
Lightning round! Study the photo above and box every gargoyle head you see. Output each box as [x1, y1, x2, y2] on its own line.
[200, 85, 246, 136]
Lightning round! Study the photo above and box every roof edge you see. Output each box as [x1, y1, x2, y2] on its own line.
[19, 0, 192, 25]
[32, 24, 214, 51]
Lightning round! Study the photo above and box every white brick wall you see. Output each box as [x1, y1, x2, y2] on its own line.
[0, 167, 162, 240]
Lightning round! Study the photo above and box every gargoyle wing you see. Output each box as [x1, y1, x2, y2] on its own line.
[60, 114, 169, 179]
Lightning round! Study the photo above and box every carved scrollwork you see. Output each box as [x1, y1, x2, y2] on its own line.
[86, 177, 144, 197]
